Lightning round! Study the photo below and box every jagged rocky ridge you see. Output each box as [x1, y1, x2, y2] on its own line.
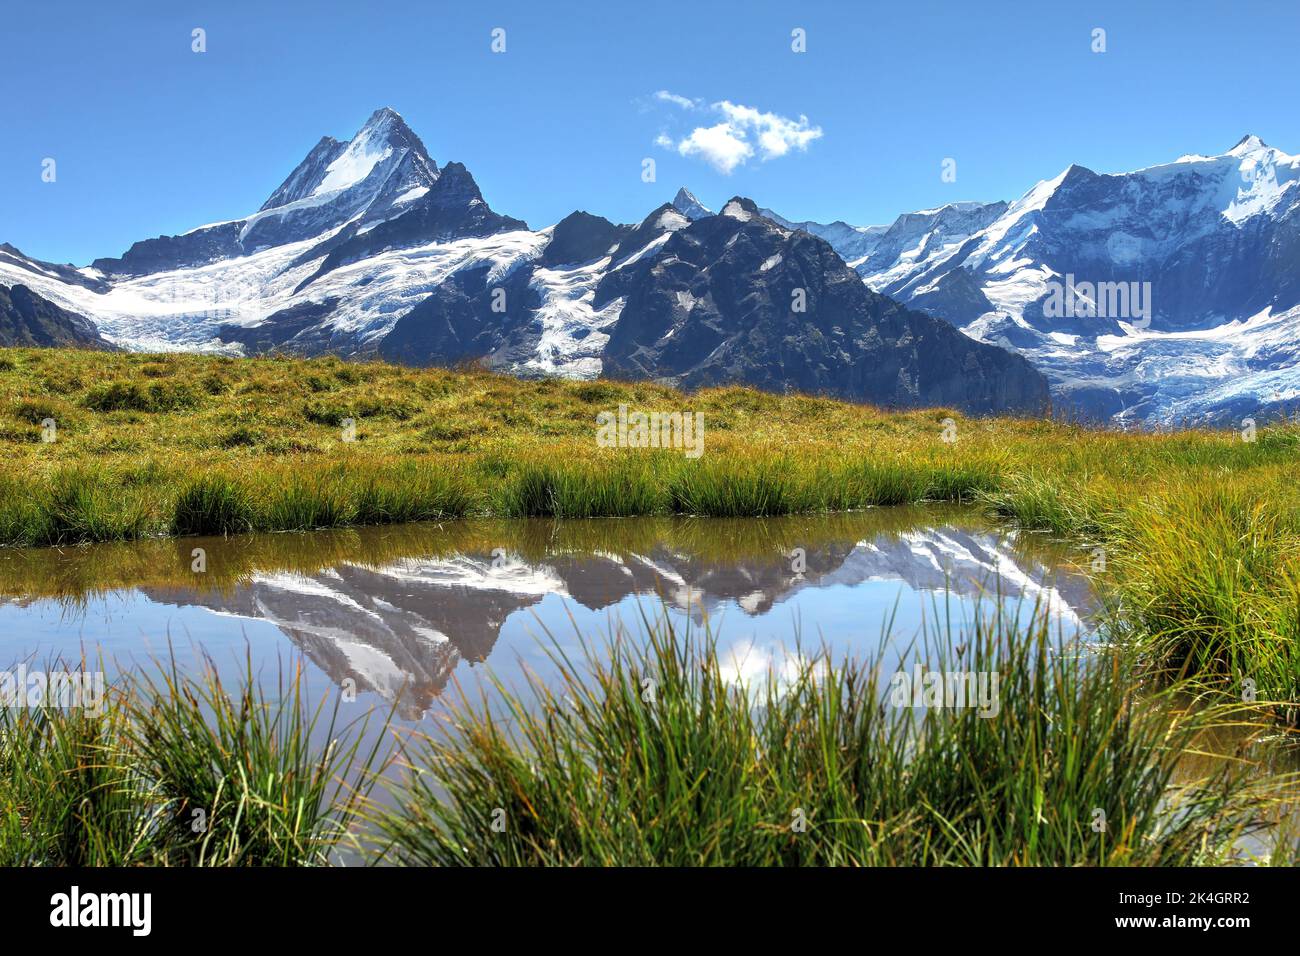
[378, 196, 1049, 412]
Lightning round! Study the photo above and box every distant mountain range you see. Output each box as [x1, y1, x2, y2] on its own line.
[3, 107, 1296, 423]
[756, 136, 1300, 425]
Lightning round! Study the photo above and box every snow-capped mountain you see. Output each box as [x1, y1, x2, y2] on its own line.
[0, 109, 1046, 414]
[379, 194, 1048, 411]
[7, 110, 1292, 422]
[0, 108, 531, 354]
[759, 207, 892, 266]
[92, 108, 448, 276]
[367, 187, 1045, 411]
[770, 136, 1300, 424]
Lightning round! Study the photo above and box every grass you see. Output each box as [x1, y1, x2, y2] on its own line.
[0, 344, 1296, 712]
[0, 654, 386, 866]
[0, 346, 1280, 543]
[380, 607, 1292, 866]
[2, 608, 1294, 867]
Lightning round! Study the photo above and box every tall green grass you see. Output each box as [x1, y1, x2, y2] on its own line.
[2, 607, 1293, 867]
[125, 654, 387, 866]
[0, 684, 160, 866]
[0, 656, 387, 866]
[1104, 484, 1300, 718]
[379, 606, 1288, 866]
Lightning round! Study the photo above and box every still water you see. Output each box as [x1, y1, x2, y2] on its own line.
[0, 505, 1095, 722]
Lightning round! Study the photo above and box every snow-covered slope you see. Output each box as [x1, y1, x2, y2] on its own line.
[0, 108, 532, 355]
[770, 136, 1300, 424]
[759, 206, 892, 266]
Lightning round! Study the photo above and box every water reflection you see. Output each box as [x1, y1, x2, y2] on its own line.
[0, 506, 1095, 719]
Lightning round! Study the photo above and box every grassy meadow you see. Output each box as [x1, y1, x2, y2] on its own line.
[1, 345, 1299, 866]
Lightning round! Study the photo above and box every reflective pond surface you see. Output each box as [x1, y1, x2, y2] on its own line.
[0, 505, 1096, 722]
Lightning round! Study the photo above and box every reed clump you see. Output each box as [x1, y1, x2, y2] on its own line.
[0, 655, 385, 866]
[380, 608, 1292, 866]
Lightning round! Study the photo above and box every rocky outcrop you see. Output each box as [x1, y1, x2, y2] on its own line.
[0, 284, 114, 349]
[593, 199, 1049, 414]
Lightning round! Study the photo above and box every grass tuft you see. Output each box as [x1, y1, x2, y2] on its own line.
[380, 606, 1290, 866]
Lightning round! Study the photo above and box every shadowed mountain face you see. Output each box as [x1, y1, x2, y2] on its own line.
[0, 282, 114, 349]
[592, 198, 1050, 413]
[25, 512, 1093, 719]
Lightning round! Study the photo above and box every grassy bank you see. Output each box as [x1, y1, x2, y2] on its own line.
[1, 347, 1293, 540]
[0, 346, 1297, 708]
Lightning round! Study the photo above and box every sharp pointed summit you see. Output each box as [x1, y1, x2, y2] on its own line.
[90, 107, 452, 276]
[671, 187, 712, 220]
[255, 107, 438, 222]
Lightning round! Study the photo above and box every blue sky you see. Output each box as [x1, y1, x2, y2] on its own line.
[4, 0, 1298, 265]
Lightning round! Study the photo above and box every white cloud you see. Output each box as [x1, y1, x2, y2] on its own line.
[677, 123, 754, 174]
[717, 101, 823, 159]
[654, 90, 699, 110]
[655, 97, 823, 175]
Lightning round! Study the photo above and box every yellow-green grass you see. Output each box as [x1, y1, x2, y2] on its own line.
[0, 346, 1298, 710]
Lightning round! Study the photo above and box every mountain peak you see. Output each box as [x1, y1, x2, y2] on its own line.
[260, 107, 436, 213]
[1228, 133, 1270, 155]
[672, 187, 712, 220]
[720, 197, 760, 221]
[343, 106, 433, 170]
[632, 202, 690, 232]
[428, 161, 483, 202]
[363, 106, 405, 127]
[356, 107, 429, 155]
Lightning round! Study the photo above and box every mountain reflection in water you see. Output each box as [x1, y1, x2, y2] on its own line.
[0, 507, 1096, 720]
